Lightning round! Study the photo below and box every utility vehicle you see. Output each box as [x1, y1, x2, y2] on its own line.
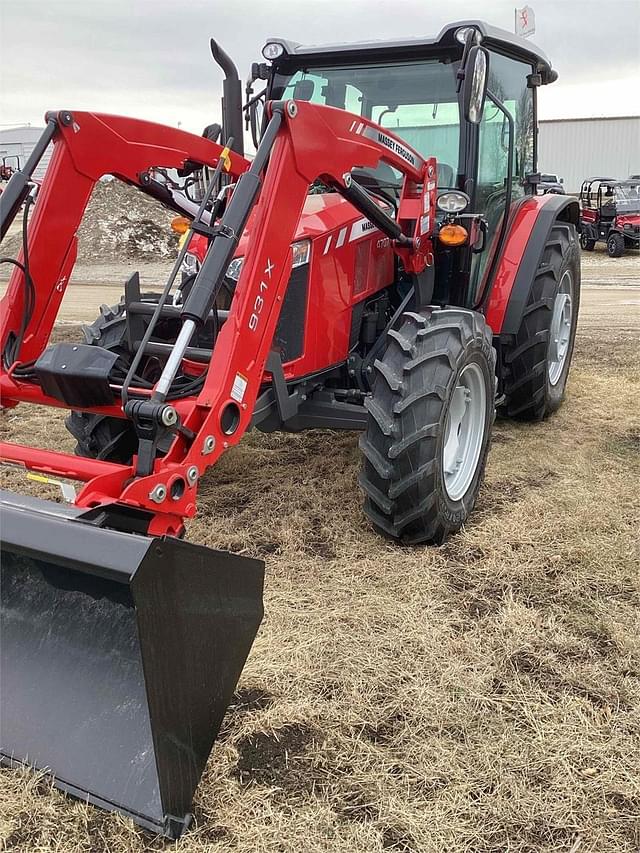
[579, 176, 640, 256]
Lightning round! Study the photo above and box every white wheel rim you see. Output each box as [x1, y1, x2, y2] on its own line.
[548, 270, 573, 386]
[442, 362, 487, 502]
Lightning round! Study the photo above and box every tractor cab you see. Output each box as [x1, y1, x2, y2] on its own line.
[579, 177, 640, 256]
[243, 21, 556, 307]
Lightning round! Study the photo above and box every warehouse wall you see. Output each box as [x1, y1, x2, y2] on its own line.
[3, 118, 639, 198]
[538, 117, 640, 194]
[0, 126, 53, 182]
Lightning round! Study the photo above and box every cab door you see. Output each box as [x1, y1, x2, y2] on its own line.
[469, 52, 535, 303]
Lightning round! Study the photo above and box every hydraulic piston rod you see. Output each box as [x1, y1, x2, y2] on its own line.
[152, 108, 285, 403]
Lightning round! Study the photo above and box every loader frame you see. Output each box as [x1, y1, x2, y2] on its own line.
[0, 102, 436, 535]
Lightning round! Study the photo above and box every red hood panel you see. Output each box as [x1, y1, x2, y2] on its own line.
[616, 214, 640, 226]
[189, 193, 364, 260]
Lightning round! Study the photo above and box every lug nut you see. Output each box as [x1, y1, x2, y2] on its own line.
[186, 466, 199, 486]
[202, 435, 215, 455]
[149, 484, 167, 503]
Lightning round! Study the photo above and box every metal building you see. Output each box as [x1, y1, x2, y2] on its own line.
[538, 116, 640, 193]
[2, 118, 638, 197]
[0, 126, 52, 181]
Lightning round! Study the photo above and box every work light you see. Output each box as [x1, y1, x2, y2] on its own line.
[262, 42, 285, 60]
[436, 190, 470, 214]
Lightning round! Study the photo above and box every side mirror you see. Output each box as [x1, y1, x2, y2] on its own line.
[560, 177, 564, 184]
[462, 46, 489, 124]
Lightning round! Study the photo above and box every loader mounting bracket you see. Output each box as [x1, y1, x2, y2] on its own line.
[124, 399, 180, 477]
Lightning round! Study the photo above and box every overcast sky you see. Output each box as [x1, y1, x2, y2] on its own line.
[1, 0, 639, 135]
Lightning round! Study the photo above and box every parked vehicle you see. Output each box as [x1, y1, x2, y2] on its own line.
[579, 177, 640, 256]
[539, 173, 564, 194]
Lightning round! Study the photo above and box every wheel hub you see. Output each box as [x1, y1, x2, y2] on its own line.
[548, 270, 573, 386]
[442, 362, 487, 502]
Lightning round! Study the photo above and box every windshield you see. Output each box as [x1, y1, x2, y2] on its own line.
[599, 183, 640, 211]
[615, 184, 640, 210]
[271, 57, 462, 186]
[541, 174, 558, 182]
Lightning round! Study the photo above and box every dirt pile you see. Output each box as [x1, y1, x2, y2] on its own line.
[76, 179, 179, 262]
[1, 179, 179, 265]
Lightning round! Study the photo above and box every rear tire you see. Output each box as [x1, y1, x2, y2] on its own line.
[359, 309, 495, 545]
[607, 232, 625, 258]
[501, 222, 580, 421]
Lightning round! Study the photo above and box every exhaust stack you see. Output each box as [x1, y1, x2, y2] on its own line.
[210, 39, 244, 157]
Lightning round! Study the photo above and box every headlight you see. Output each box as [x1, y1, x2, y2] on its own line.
[225, 241, 310, 283]
[226, 256, 244, 281]
[437, 191, 470, 214]
[455, 26, 478, 45]
[180, 252, 200, 276]
[291, 240, 311, 268]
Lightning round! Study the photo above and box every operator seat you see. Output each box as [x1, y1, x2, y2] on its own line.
[351, 163, 401, 205]
[352, 160, 456, 205]
[601, 188, 617, 219]
[436, 162, 454, 187]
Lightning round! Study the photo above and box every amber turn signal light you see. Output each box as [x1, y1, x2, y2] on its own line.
[170, 216, 191, 234]
[438, 224, 468, 246]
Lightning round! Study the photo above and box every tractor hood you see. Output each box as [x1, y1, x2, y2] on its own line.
[187, 192, 379, 264]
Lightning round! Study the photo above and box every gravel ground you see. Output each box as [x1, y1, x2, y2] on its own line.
[0, 207, 638, 853]
[1, 284, 638, 853]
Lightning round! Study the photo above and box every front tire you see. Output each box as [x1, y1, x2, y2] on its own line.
[607, 232, 625, 258]
[65, 295, 178, 462]
[359, 309, 495, 545]
[65, 301, 141, 462]
[501, 222, 580, 421]
[580, 231, 595, 251]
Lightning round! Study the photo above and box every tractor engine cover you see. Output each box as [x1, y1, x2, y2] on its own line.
[34, 343, 120, 406]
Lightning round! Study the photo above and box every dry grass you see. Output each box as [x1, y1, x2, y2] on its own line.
[1, 318, 639, 852]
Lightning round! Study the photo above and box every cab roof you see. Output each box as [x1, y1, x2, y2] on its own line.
[265, 20, 556, 84]
[585, 177, 639, 187]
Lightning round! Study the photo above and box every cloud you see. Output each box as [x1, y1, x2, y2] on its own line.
[1, 0, 638, 131]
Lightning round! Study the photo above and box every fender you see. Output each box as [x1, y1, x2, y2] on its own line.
[484, 193, 579, 336]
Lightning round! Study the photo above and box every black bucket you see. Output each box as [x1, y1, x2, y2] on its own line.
[0, 490, 264, 838]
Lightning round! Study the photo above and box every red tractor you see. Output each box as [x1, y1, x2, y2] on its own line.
[579, 176, 640, 257]
[0, 21, 580, 838]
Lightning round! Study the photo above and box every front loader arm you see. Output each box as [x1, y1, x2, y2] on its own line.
[0, 111, 250, 364]
[0, 101, 437, 533]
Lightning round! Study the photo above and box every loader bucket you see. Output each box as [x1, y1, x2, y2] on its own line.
[0, 490, 264, 838]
